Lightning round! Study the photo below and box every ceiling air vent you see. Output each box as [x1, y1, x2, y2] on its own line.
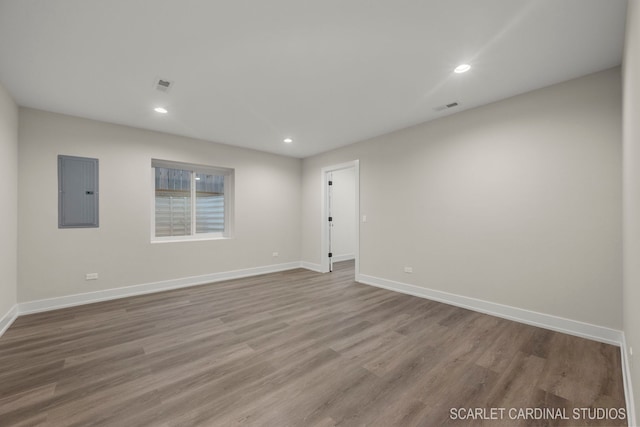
[434, 101, 459, 112]
[154, 78, 174, 93]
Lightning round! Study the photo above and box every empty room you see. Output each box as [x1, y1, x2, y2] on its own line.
[1, 0, 640, 426]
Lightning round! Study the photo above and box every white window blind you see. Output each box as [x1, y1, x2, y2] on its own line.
[152, 160, 233, 241]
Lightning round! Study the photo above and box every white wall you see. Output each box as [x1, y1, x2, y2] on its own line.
[303, 68, 622, 329]
[623, 0, 640, 418]
[0, 82, 18, 323]
[330, 168, 356, 260]
[18, 108, 302, 302]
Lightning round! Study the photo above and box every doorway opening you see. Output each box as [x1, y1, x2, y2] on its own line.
[321, 160, 359, 278]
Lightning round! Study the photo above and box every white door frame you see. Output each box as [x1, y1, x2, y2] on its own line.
[320, 160, 360, 277]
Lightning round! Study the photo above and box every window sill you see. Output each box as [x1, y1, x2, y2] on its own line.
[151, 235, 232, 244]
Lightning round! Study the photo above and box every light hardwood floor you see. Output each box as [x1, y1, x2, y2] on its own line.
[0, 261, 627, 426]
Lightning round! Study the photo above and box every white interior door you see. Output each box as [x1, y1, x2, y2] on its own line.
[327, 172, 334, 272]
[321, 160, 360, 277]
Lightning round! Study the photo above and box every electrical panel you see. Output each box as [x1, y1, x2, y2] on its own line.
[58, 155, 99, 228]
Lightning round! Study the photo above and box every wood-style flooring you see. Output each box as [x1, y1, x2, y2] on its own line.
[0, 261, 627, 426]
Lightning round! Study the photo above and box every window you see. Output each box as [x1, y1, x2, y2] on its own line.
[152, 159, 233, 241]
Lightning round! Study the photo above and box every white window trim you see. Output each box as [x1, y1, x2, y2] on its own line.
[150, 159, 234, 243]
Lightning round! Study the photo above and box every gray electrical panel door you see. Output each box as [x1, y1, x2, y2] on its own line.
[58, 155, 99, 228]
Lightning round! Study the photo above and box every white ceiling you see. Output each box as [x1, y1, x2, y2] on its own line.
[0, 0, 628, 158]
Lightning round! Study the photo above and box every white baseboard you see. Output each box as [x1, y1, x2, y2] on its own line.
[0, 304, 19, 337]
[357, 274, 623, 346]
[18, 262, 302, 316]
[333, 254, 355, 262]
[301, 261, 324, 273]
[621, 333, 637, 427]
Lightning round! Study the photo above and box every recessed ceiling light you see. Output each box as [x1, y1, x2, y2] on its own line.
[454, 64, 471, 73]
[154, 107, 168, 114]
[284, 138, 293, 143]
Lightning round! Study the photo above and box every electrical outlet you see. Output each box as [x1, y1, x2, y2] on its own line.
[272, 252, 279, 257]
[85, 273, 99, 280]
[404, 267, 413, 273]
[630, 346, 633, 356]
